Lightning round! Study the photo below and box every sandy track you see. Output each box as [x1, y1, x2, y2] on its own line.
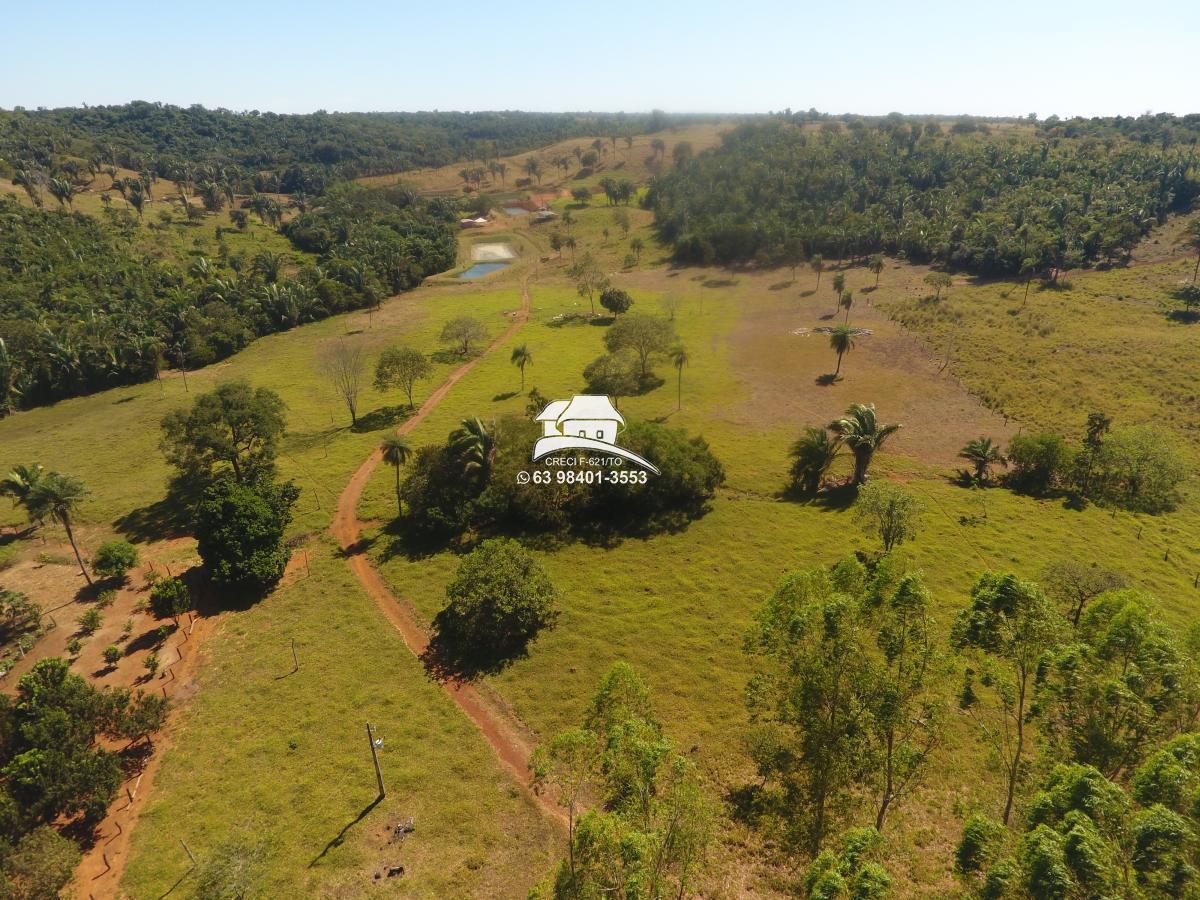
[330, 275, 565, 825]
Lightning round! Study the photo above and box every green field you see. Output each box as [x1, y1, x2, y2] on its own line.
[3, 177, 1200, 896]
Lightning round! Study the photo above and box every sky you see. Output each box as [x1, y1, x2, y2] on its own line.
[1, 0, 1195, 118]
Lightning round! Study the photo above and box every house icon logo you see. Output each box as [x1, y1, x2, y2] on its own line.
[533, 395, 660, 474]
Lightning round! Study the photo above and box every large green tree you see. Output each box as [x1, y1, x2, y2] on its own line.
[160, 381, 286, 485]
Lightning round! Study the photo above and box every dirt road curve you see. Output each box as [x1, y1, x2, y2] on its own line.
[331, 275, 564, 824]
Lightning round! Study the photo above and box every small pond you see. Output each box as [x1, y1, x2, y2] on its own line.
[459, 262, 508, 280]
[502, 206, 528, 217]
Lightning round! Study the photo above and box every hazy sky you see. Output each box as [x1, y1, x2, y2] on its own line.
[2, 0, 1193, 118]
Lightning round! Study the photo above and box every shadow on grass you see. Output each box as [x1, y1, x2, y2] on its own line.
[815, 373, 841, 386]
[309, 795, 383, 868]
[114, 496, 193, 543]
[492, 391, 519, 402]
[1167, 309, 1200, 324]
[431, 348, 477, 365]
[768, 281, 794, 292]
[352, 405, 412, 433]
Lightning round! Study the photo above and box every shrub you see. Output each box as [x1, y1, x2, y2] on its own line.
[96, 589, 117, 609]
[102, 645, 122, 667]
[144, 652, 160, 676]
[91, 540, 139, 581]
[76, 608, 102, 636]
[1006, 433, 1072, 496]
[957, 814, 1005, 877]
[426, 539, 559, 677]
[195, 478, 299, 590]
[149, 577, 191, 619]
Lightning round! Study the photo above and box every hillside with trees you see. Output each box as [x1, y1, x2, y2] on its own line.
[649, 117, 1200, 275]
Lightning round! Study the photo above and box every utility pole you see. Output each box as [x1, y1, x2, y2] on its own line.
[366, 723, 385, 799]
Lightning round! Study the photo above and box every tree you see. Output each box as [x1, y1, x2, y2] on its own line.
[745, 559, 881, 852]
[195, 478, 299, 590]
[631, 236, 644, 262]
[319, 340, 366, 427]
[840, 290, 854, 323]
[670, 345, 689, 411]
[0, 826, 81, 898]
[160, 381, 287, 485]
[440, 317, 488, 356]
[604, 314, 675, 379]
[92, 540, 139, 582]
[1176, 219, 1200, 284]
[380, 436, 413, 516]
[582, 351, 640, 400]
[0, 464, 45, 519]
[1006, 433, 1071, 496]
[599, 287, 633, 317]
[570, 254, 609, 316]
[788, 427, 841, 495]
[103, 645, 123, 668]
[450, 417, 500, 483]
[374, 346, 432, 409]
[829, 324, 856, 378]
[534, 664, 713, 898]
[952, 572, 1066, 824]
[924, 272, 953, 300]
[427, 538, 559, 675]
[1040, 561, 1128, 628]
[810, 255, 825, 289]
[831, 272, 846, 310]
[829, 404, 901, 486]
[959, 437, 1006, 483]
[1040, 590, 1195, 778]
[868, 254, 885, 287]
[149, 576, 191, 619]
[26, 472, 92, 586]
[871, 573, 943, 830]
[144, 652, 160, 677]
[854, 481, 923, 552]
[510, 344, 533, 391]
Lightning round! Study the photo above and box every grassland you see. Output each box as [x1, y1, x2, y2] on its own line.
[3, 148, 1200, 895]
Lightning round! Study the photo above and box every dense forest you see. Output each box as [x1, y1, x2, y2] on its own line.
[0, 104, 701, 191]
[0, 183, 455, 412]
[649, 118, 1200, 275]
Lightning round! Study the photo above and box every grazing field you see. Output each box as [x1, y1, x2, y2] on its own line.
[4, 131, 1200, 896]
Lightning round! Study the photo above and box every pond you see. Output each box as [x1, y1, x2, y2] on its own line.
[459, 262, 508, 280]
[502, 206, 528, 217]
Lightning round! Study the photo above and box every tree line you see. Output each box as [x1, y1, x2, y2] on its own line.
[0, 182, 456, 414]
[0, 104, 718, 191]
[648, 120, 1199, 277]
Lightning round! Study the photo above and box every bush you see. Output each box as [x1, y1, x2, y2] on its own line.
[957, 814, 1006, 876]
[425, 539, 559, 677]
[149, 577, 191, 619]
[854, 481, 923, 552]
[1006, 432, 1072, 496]
[76, 608, 102, 635]
[0, 826, 81, 899]
[195, 478, 299, 590]
[102, 645, 122, 667]
[91, 540, 139, 581]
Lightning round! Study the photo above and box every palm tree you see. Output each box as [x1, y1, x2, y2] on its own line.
[810, 255, 824, 290]
[380, 436, 413, 516]
[829, 325, 856, 378]
[26, 472, 92, 585]
[48, 178, 75, 209]
[959, 437, 1006, 483]
[869, 254, 885, 287]
[840, 290, 854, 323]
[450, 418, 499, 482]
[1, 464, 46, 522]
[670, 345, 689, 410]
[511, 344, 533, 391]
[831, 273, 846, 311]
[828, 403, 901, 485]
[789, 427, 841, 494]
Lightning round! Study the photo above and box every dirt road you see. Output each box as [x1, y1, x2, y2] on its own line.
[330, 275, 565, 824]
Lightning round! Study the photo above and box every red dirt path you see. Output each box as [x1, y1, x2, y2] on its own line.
[330, 274, 565, 825]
